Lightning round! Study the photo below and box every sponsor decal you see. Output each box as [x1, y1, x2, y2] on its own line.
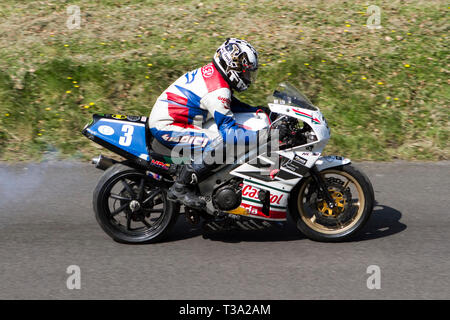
[324, 155, 344, 162]
[150, 159, 170, 170]
[292, 108, 321, 124]
[218, 96, 230, 109]
[201, 64, 214, 78]
[97, 125, 114, 136]
[242, 185, 284, 205]
[300, 152, 320, 157]
[127, 115, 141, 122]
[146, 171, 162, 181]
[293, 155, 308, 165]
[239, 203, 287, 219]
[282, 157, 309, 176]
[161, 134, 209, 147]
[184, 70, 198, 84]
[112, 114, 127, 120]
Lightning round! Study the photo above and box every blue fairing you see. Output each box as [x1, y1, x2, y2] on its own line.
[85, 118, 149, 160]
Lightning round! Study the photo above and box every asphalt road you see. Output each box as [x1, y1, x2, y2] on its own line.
[0, 160, 449, 300]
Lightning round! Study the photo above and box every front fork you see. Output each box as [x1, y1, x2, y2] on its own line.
[310, 165, 335, 209]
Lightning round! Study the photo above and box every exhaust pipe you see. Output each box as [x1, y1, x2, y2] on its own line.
[91, 155, 116, 170]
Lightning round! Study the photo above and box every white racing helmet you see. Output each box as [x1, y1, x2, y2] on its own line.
[213, 38, 259, 92]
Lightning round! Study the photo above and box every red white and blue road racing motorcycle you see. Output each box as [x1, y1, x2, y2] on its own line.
[82, 83, 374, 243]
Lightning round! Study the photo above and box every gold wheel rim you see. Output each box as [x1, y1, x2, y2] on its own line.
[297, 170, 365, 235]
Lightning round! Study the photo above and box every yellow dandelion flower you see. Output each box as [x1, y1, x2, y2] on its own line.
[361, 76, 367, 80]
[377, 81, 384, 85]
[83, 105, 90, 109]
[147, 63, 153, 67]
[64, 44, 69, 47]
[194, 22, 199, 25]
[5, 113, 10, 117]
[207, 11, 212, 14]
[67, 77, 72, 80]
[137, 35, 142, 38]
[45, 107, 51, 111]
[346, 24, 351, 27]
[298, 30, 303, 33]
[170, 45, 175, 48]
[162, 38, 167, 41]
[404, 64, 411, 68]
[346, 79, 351, 83]
[338, 53, 343, 57]
[304, 63, 309, 66]
[321, 60, 326, 63]
[281, 59, 286, 63]
[74, 85, 79, 88]
[89, 102, 95, 106]
[407, 33, 412, 36]
[262, 63, 267, 66]
[287, 73, 292, 76]
[344, 30, 349, 33]
[72, 81, 77, 84]
[145, 75, 150, 79]
[386, 96, 391, 100]
[394, 98, 399, 101]
[66, 90, 71, 94]
[37, 133, 42, 136]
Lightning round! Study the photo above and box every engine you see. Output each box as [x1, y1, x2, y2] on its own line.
[212, 181, 242, 211]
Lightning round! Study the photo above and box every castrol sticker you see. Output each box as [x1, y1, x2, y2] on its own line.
[241, 185, 284, 205]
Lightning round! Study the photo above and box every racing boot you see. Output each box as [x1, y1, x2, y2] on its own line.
[167, 164, 206, 208]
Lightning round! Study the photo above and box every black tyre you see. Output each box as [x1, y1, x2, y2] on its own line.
[93, 163, 179, 243]
[289, 164, 374, 242]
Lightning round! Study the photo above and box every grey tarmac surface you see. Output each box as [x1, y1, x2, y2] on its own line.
[0, 160, 449, 299]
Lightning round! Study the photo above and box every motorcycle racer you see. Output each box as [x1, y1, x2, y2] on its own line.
[149, 38, 273, 208]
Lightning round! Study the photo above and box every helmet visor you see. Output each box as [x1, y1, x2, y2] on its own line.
[242, 66, 258, 86]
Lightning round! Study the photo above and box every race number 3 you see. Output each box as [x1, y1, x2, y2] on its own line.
[119, 125, 134, 146]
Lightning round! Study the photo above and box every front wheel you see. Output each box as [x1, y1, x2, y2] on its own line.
[289, 164, 374, 242]
[93, 163, 179, 243]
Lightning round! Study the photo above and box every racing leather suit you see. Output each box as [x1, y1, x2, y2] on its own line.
[149, 62, 259, 154]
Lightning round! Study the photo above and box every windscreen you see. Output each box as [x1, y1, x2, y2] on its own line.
[268, 82, 318, 111]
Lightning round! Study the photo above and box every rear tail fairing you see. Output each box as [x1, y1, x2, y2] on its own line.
[82, 114, 173, 175]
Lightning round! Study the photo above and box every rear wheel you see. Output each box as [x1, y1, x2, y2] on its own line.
[93, 164, 179, 243]
[289, 164, 374, 242]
